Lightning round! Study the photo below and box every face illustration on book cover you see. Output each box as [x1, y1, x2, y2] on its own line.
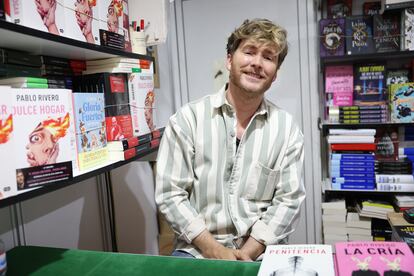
[108, 116, 124, 141]
[25, 113, 70, 167]
[107, 0, 123, 33]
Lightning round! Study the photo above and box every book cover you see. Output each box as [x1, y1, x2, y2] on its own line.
[387, 69, 410, 86]
[346, 16, 375, 55]
[83, 73, 133, 141]
[363, 1, 381, 16]
[389, 82, 414, 123]
[106, 136, 139, 151]
[354, 64, 387, 106]
[10, 0, 65, 36]
[325, 65, 353, 93]
[327, 0, 352, 18]
[320, 18, 346, 57]
[393, 226, 414, 252]
[402, 8, 414, 51]
[335, 241, 414, 275]
[128, 72, 156, 135]
[373, 13, 401, 53]
[63, 0, 100, 44]
[12, 88, 76, 190]
[0, 86, 16, 199]
[72, 92, 108, 172]
[98, 0, 130, 51]
[257, 244, 335, 276]
[375, 127, 399, 160]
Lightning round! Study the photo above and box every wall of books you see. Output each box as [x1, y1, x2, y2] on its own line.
[319, 0, 414, 250]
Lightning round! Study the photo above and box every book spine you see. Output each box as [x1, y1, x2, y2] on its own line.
[377, 183, 414, 191]
[399, 147, 414, 155]
[331, 160, 376, 166]
[331, 153, 375, 160]
[376, 174, 414, 183]
[331, 143, 376, 151]
[331, 172, 375, 178]
[332, 166, 376, 173]
[339, 118, 388, 124]
[332, 177, 376, 183]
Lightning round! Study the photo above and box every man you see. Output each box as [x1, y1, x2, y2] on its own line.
[155, 19, 305, 261]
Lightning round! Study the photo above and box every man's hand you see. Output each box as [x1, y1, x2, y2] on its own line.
[239, 236, 265, 261]
[193, 230, 238, 260]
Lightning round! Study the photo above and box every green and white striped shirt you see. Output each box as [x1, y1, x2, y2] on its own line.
[155, 86, 305, 258]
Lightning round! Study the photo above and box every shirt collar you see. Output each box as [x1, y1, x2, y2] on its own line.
[211, 83, 269, 117]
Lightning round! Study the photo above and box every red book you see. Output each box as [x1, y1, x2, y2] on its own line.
[331, 143, 376, 151]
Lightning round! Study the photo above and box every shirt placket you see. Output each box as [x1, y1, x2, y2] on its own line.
[222, 105, 241, 236]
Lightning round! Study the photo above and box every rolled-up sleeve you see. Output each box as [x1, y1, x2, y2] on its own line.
[155, 112, 207, 244]
[250, 123, 305, 245]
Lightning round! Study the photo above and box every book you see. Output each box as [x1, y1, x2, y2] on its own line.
[363, 1, 381, 16]
[347, 212, 372, 229]
[86, 57, 141, 67]
[389, 82, 414, 123]
[346, 16, 375, 55]
[107, 136, 139, 151]
[373, 12, 401, 53]
[327, 135, 375, 143]
[377, 174, 414, 183]
[72, 92, 108, 172]
[0, 86, 16, 199]
[377, 183, 414, 192]
[0, 77, 47, 84]
[108, 147, 136, 161]
[128, 72, 156, 135]
[327, 0, 352, 18]
[386, 69, 410, 86]
[375, 127, 399, 160]
[11, 88, 76, 189]
[257, 244, 335, 276]
[325, 65, 353, 93]
[82, 73, 133, 142]
[335, 241, 414, 275]
[332, 152, 375, 159]
[354, 64, 387, 106]
[402, 8, 414, 51]
[331, 143, 376, 151]
[320, 18, 346, 57]
[0, 48, 42, 67]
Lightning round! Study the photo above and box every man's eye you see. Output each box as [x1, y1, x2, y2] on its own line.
[29, 134, 42, 144]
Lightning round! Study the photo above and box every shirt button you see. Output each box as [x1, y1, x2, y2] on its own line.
[230, 131, 235, 137]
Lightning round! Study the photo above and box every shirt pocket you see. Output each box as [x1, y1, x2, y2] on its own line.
[243, 162, 280, 201]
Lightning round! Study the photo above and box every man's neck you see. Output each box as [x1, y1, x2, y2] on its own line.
[226, 83, 264, 139]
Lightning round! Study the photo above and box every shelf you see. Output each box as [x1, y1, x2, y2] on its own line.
[0, 146, 159, 209]
[0, 20, 153, 61]
[324, 189, 414, 196]
[321, 50, 414, 65]
[321, 122, 414, 136]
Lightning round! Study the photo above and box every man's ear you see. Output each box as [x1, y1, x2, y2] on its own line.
[272, 69, 278, 82]
[226, 54, 232, 71]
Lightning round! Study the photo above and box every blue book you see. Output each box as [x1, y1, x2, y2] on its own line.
[72, 92, 108, 172]
[331, 166, 376, 173]
[332, 177, 375, 184]
[400, 147, 414, 155]
[331, 172, 375, 178]
[331, 160, 376, 166]
[331, 153, 375, 160]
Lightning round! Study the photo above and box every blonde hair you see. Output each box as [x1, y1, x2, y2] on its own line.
[226, 19, 288, 69]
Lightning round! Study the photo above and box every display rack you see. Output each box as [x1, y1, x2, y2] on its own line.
[0, 20, 159, 208]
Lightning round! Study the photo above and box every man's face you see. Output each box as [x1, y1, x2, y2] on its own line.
[26, 125, 55, 167]
[16, 172, 24, 186]
[226, 39, 279, 97]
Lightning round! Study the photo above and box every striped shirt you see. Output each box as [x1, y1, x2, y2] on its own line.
[155, 86, 305, 258]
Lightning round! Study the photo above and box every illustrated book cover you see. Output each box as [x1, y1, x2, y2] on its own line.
[320, 18, 346, 57]
[353, 64, 386, 106]
[335, 241, 414, 275]
[346, 16, 374, 55]
[389, 82, 414, 123]
[257, 244, 335, 276]
[11, 88, 76, 190]
[72, 92, 108, 172]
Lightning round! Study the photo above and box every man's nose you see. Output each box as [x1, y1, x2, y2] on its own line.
[250, 54, 263, 68]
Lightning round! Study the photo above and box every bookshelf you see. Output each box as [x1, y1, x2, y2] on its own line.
[0, 20, 159, 208]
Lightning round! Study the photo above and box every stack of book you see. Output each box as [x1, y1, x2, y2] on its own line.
[0, 77, 48, 88]
[84, 57, 145, 75]
[357, 200, 395, 220]
[346, 212, 372, 241]
[376, 173, 414, 192]
[371, 218, 393, 241]
[328, 105, 388, 124]
[0, 48, 42, 78]
[328, 129, 376, 190]
[322, 199, 348, 245]
[393, 195, 414, 212]
[388, 212, 414, 253]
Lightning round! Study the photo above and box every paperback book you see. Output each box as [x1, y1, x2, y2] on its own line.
[402, 8, 414, 51]
[354, 64, 386, 106]
[320, 18, 346, 57]
[363, 1, 381, 16]
[12, 88, 76, 190]
[72, 92, 108, 172]
[373, 13, 401, 53]
[335, 241, 414, 275]
[257, 244, 335, 276]
[389, 82, 414, 123]
[327, 0, 352, 18]
[0, 86, 16, 199]
[346, 16, 374, 55]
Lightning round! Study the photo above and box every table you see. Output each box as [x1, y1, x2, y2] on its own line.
[6, 246, 260, 276]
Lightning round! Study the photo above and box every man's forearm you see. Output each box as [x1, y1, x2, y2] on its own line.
[192, 230, 238, 260]
[240, 236, 265, 260]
